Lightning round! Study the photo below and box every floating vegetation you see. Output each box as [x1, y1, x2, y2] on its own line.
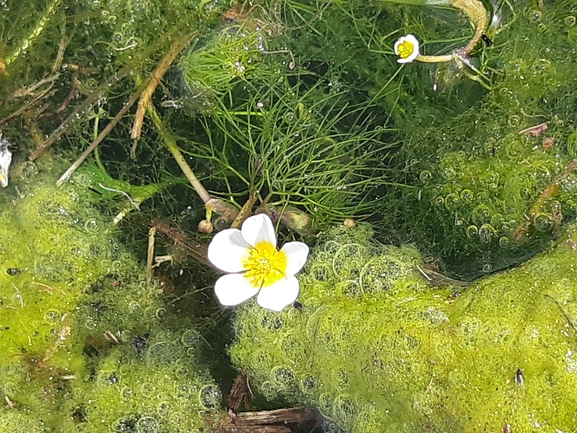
[2, 0, 577, 431]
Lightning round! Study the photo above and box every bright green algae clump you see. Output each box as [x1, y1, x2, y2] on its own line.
[230, 224, 577, 432]
[0, 169, 224, 432]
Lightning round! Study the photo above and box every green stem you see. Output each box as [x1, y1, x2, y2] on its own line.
[147, 103, 212, 204]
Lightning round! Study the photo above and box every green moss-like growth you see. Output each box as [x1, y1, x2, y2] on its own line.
[0, 167, 224, 431]
[381, 0, 577, 277]
[230, 223, 577, 432]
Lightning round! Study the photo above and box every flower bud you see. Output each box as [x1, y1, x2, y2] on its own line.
[205, 198, 239, 228]
[198, 219, 214, 234]
[280, 206, 313, 236]
[343, 218, 356, 228]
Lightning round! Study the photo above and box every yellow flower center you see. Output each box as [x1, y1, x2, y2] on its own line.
[243, 241, 288, 288]
[397, 40, 415, 59]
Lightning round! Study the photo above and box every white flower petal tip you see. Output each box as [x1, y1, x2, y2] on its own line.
[257, 276, 300, 312]
[214, 274, 260, 306]
[281, 242, 310, 276]
[207, 213, 310, 312]
[242, 213, 277, 248]
[0, 134, 12, 188]
[207, 228, 250, 273]
[394, 34, 420, 64]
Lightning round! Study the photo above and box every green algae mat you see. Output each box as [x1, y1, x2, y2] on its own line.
[2, 0, 577, 431]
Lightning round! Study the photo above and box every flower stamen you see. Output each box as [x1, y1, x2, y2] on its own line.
[243, 241, 288, 288]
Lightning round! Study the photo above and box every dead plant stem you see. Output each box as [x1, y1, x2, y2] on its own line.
[130, 32, 196, 150]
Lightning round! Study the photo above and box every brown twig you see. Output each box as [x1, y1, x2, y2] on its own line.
[130, 32, 196, 147]
[231, 191, 259, 228]
[147, 226, 157, 283]
[55, 83, 145, 186]
[519, 121, 549, 137]
[0, 77, 59, 127]
[152, 218, 211, 267]
[217, 407, 322, 433]
[228, 372, 252, 410]
[56, 68, 81, 113]
[28, 26, 182, 161]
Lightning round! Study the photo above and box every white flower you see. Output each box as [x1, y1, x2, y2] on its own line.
[207, 213, 309, 312]
[394, 34, 420, 64]
[0, 134, 12, 188]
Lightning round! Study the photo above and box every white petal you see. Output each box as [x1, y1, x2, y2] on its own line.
[214, 273, 260, 306]
[208, 228, 250, 273]
[394, 34, 420, 64]
[393, 38, 403, 56]
[241, 214, 277, 248]
[256, 276, 300, 312]
[281, 241, 309, 276]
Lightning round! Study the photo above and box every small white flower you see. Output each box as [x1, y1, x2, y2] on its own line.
[208, 213, 309, 312]
[0, 134, 12, 188]
[394, 34, 420, 64]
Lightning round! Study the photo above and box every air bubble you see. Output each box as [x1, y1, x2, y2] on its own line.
[181, 329, 201, 347]
[532, 59, 551, 75]
[44, 309, 61, 322]
[534, 213, 553, 232]
[272, 366, 295, 391]
[284, 113, 296, 123]
[84, 219, 98, 230]
[460, 189, 473, 201]
[174, 384, 194, 400]
[530, 10, 542, 21]
[482, 263, 494, 273]
[199, 384, 222, 409]
[466, 225, 478, 239]
[478, 224, 496, 243]
[136, 416, 159, 433]
[520, 187, 532, 200]
[472, 205, 492, 225]
[419, 170, 432, 182]
[490, 213, 504, 228]
[300, 375, 316, 394]
[508, 115, 521, 127]
[433, 196, 444, 206]
[333, 395, 356, 420]
[121, 387, 134, 399]
[444, 193, 460, 209]
[566, 16, 576, 26]
[156, 401, 171, 417]
[128, 301, 141, 312]
[258, 380, 277, 400]
[499, 236, 509, 248]
[442, 167, 456, 179]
